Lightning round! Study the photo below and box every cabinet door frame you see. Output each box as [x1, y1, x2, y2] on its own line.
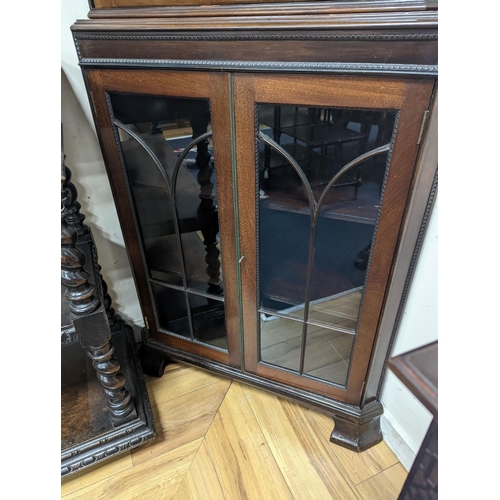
[85, 69, 241, 367]
[234, 73, 434, 404]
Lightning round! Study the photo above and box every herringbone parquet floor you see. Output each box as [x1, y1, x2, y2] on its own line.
[61, 362, 407, 499]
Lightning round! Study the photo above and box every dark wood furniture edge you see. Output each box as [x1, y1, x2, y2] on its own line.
[88, 1, 437, 19]
[138, 338, 174, 378]
[141, 328, 383, 451]
[76, 59, 437, 78]
[61, 322, 156, 476]
[330, 401, 383, 452]
[388, 341, 437, 420]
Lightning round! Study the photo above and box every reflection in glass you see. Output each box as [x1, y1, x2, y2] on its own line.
[151, 283, 190, 338]
[189, 293, 227, 349]
[257, 104, 396, 385]
[110, 93, 227, 350]
[303, 327, 354, 385]
[260, 315, 305, 372]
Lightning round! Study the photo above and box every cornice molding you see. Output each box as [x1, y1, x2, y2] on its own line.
[75, 32, 437, 41]
[77, 57, 438, 76]
[72, 10, 438, 32]
[89, 1, 435, 20]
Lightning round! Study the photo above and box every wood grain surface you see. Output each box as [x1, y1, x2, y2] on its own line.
[61, 362, 407, 499]
[204, 382, 293, 499]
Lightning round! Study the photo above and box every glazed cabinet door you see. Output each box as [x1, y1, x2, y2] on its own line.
[86, 70, 240, 366]
[235, 74, 434, 404]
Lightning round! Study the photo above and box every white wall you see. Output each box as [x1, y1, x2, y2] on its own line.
[62, 70, 144, 330]
[61, 0, 437, 467]
[61, 1, 95, 127]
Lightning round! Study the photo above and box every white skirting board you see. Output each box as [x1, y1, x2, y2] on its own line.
[381, 409, 432, 472]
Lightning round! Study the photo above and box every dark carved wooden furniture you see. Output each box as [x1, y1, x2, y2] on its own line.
[389, 341, 438, 499]
[71, 0, 438, 452]
[61, 154, 155, 476]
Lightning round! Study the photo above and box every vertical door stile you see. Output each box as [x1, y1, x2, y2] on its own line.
[209, 72, 242, 368]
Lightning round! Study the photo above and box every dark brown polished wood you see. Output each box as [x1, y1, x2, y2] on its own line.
[62, 163, 136, 425]
[89, 0, 437, 17]
[72, 0, 438, 452]
[389, 341, 437, 422]
[388, 341, 438, 499]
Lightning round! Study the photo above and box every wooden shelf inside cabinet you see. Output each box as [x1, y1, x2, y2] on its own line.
[146, 232, 220, 285]
[262, 258, 357, 307]
[259, 106, 313, 130]
[279, 122, 367, 148]
[261, 189, 379, 224]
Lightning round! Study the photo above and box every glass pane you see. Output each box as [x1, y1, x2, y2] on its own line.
[118, 126, 183, 287]
[258, 120, 312, 314]
[259, 207, 311, 314]
[110, 93, 227, 349]
[260, 315, 308, 372]
[257, 103, 396, 384]
[303, 327, 354, 386]
[152, 283, 190, 338]
[289, 288, 362, 332]
[189, 293, 227, 349]
[310, 147, 390, 328]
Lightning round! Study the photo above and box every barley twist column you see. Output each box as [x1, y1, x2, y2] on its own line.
[191, 103, 222, 295]
[62, 163, 135, 425]
[87, 341, 134, 422]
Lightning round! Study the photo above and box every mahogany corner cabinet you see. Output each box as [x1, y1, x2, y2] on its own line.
[72, 0, 438, 451]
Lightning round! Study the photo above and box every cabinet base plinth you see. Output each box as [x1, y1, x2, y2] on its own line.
[139, 328, 173, 378]
[330, 401, 383, 452]
[141, 334, 386, 452]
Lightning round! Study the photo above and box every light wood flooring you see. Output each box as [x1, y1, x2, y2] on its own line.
[61, 362, 407, 500]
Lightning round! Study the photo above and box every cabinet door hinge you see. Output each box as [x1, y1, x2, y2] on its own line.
[417, 110, 430, 145]
[144, 316, 149, 330]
